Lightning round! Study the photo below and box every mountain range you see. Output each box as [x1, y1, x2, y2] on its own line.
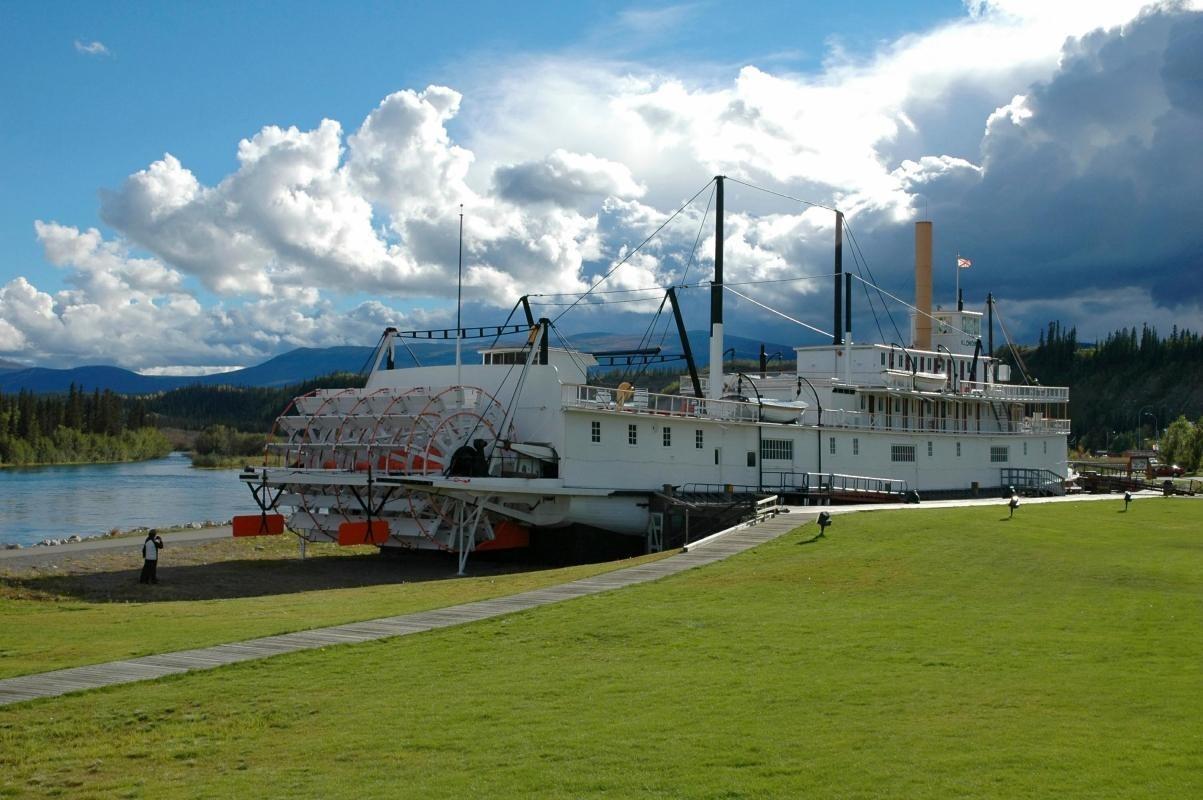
[0, 332, 797, 394]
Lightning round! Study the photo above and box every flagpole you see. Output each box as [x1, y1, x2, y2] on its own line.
[955, 251, 960, 311]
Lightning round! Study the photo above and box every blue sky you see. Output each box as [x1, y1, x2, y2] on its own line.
[1, 1, 962, 284]
[2, 1, 1201, 369]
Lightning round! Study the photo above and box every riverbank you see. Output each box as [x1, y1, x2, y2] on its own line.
[0, 530, 670, 680]
[0, 452, 256, 547]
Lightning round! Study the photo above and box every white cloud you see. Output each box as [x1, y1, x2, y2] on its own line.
[5, 2, 1203, 370]
[73, 39, 110, 57]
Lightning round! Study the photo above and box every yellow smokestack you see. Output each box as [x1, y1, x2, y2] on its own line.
[914, 221, 933, 351]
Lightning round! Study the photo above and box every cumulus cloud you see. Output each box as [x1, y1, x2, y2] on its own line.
[903, 6, 1203, 309]
[5, 2, 1203, 369]
[494, 149, 645, 208]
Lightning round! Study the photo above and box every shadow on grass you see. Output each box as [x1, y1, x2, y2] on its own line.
[1, 550, 547, 604]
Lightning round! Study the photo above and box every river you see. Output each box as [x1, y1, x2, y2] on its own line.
[0, 452, 257, 547]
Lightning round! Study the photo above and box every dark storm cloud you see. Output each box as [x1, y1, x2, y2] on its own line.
[906, 7, 1203, 312]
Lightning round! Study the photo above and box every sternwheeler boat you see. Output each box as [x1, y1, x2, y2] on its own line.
[235, 177, 1070, 571]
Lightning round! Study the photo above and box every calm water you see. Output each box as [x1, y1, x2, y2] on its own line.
[0, 452, 257, 546]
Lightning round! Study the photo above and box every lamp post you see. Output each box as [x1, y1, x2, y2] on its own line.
[1138, 404, 1155, 450]
[1141, 407, 1159, 450]
[796, 374, 823, 477]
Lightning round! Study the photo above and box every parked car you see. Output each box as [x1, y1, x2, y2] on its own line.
[1149, 460, 1185, 478]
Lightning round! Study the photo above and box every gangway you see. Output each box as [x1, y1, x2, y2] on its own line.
[1000, 468, 1066, 497]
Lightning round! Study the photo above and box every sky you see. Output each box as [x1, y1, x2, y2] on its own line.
[2, 0, 1202, 372]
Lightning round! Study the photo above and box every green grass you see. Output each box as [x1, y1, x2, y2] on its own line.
[0, 537, 669, 680]
[2, 500, 1201, 798]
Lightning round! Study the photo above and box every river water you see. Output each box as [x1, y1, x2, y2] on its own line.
[0, 452, 257, 547]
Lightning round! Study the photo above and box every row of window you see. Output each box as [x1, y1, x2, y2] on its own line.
[592, 421, 1043, 464]
[590, 420, 706, 449]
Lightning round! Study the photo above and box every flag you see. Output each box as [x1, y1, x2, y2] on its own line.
[957, 256, 972, 269]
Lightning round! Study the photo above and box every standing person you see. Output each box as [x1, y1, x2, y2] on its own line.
[139, 529, 164, 584]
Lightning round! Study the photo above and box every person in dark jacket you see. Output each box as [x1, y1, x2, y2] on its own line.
[139, 529, 164, 584]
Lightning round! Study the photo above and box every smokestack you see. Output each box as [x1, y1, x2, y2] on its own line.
[914, 221, 933, 350]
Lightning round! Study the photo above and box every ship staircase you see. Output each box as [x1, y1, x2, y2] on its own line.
[758, 471, 910, 505]
[652, 486, 778, 550]
[999, 468, 1066, 497]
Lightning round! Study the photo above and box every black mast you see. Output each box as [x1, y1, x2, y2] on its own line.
[833, 210, 844, 345]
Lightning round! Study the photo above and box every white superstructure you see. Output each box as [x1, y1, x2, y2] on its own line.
[238, 178, 1069, 570]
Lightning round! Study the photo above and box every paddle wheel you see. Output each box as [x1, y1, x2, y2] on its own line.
[238, 383, 517, 572]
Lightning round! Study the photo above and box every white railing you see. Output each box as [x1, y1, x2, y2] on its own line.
[563, 384, 759, 423]
[818, 408, 1070, 436]
[564, 384, 1070, 436]
[957, 381, 1069, 403]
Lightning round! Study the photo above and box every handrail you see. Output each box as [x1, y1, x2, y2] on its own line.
[563, 383, 1070, 435]
[958, 381, 1069, 402]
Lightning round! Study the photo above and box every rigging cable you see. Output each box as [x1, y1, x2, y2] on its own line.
[991, 300, 1034, 385]
[551, 178, 717, 325]
[844, 220, 905, 345]
[723, 285, 832, 339]
[846, 274, 980, 342]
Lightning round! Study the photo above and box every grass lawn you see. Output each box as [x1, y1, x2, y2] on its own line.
[0, 535, 668, 680]
[2, 499, 1201, 798]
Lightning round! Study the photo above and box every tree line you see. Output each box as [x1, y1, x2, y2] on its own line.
[1003, 322, 1203, 455]
[0, 385, 169, 466]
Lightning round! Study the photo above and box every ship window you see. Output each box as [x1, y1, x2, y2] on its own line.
[591, 420, 600, 444]
[714, 448, 720, 465]
[881, 352, 886, 366]
[891, 444, 916, 463]
[747, 451, 757, 467]
[990, 446, 1009, 463]
[1023, 441, 1028, 456]
[829, 436, 836, 455]
[927, 441, 933, 458]
[762, 439, 793, 461]
[695, 429, 704, 449]
[663, 426, 672, 447]
[853, 438, 859, 456]
[628, 424, 638, 446]
[1044, 441, 1047, 455]
[956, 441, 962, 457]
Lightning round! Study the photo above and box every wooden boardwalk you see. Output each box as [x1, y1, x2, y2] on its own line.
[0, 512, 808, 707]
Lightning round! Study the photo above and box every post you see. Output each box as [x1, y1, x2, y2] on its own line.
[668, 287, 703, 398]
[833, 211, 844, 345]
[708, 176, 725, 400]
[987, 292, 995, 383]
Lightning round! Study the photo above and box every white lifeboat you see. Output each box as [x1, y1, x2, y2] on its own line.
[758, 398, 809, 424]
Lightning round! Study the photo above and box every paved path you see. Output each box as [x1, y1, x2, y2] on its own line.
[0, 512, 809, 707]
[0, 526, 232, 569]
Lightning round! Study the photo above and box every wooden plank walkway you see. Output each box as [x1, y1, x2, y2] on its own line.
[0, 511, 809, 707]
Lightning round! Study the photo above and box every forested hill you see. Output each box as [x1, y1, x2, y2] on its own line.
[998, 322, 1203, 452]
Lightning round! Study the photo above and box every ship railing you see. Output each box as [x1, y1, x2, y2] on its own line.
[761, 470, 908, 496]
[956, 381, 1069, 403]
[563, 384, 760, 422]
[817, 408, 1070, 435]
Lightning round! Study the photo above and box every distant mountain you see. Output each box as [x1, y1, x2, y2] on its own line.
[0, 357, 29, 372]
[0, 330, 798, 395]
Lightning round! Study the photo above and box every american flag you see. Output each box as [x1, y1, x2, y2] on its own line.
[957, 257, 972, 269]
